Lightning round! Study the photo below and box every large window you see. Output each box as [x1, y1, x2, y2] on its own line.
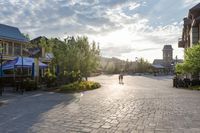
[3, 42, 7, 55]
[14, 43, 21, 56]
[0, 40, 2, 53]
[192, 27, 199, 44]
[8, 42, 13, 55]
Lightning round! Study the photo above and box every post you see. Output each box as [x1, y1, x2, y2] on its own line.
[0, 44, 3, 95]
[0, 53, 2, 77]
[34, 58, 39, 84]
[20, 56, 24, 94]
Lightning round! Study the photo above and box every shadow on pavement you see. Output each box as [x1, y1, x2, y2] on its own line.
[0, 91, 76, 133]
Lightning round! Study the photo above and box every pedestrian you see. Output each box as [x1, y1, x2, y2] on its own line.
[121, 74, 124, 84]
[119, 74, 121, 84]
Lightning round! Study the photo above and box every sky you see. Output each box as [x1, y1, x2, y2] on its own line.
[0, 0, 200, 62]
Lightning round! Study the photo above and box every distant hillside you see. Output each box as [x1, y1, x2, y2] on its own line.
[100, 57, 137, 74]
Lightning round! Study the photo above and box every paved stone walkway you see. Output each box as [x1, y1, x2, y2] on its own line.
[1, 75, 200, 133]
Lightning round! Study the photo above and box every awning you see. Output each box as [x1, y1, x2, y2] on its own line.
[1, 57, 48, 70]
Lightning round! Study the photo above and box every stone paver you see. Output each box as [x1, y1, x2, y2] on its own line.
[1, 75, 200, 133]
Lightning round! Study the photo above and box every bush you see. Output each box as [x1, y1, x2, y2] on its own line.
[23, 78, 37, 91]
[58, 81, 101, 93]
[57, 70, 82, 85]
[44, 70, 57, 87]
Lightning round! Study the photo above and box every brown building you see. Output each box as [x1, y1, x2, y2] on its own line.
[178, 3, 200, 79]
[178, 3, 200, 49]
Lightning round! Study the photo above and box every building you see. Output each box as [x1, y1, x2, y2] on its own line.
[153, 45, 182, 74]
[30, 36, 53, 64]
[0, 24, 50, 78]
[178, 3, 200, 49]
[178, 3, 200, 79]
[0, 24, 29, 61]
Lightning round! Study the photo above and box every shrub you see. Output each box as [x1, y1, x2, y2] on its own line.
[57, 70, 82, 85]
[58, 81, 101, 93]
[44, 70, 57, 87]
[23, 78, 37, 91]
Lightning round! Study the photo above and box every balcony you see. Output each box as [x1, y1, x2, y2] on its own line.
[178, 38, 185, 48]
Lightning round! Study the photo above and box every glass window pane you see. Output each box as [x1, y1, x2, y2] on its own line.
[14, 43, 21, 56]
[8, 42, 12, 55]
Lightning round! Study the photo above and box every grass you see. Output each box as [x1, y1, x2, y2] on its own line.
[55, 81, 101, 93]
[189, 86, 200, 91]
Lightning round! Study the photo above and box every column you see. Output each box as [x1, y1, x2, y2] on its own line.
[20, 44, 23, 56]
[6, 42, 8, 55]
[12, 42, 14, 56]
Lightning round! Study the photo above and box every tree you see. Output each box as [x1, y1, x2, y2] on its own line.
[136, 58, 151, 73]
[48, 36, 100, 82]
[176, 43, 200, 74]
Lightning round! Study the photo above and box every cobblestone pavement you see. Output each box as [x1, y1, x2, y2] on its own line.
[1, 75, 200, 133]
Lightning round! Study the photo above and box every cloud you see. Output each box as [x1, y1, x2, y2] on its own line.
[183, 0, 200, 7]
[0, 0, 197, 61]
[101, 46, 160, 57]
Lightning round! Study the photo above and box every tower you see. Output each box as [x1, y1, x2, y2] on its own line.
[163, 45, 173, 66]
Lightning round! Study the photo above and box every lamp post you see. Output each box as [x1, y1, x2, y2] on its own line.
[135, 57, 138, 73]
[20, 49, 25, 94]
[0, 52, 2, 77]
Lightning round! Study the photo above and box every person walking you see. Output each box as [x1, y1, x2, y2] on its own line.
[119, 73, 124, 84]
[119, 74, 121, 84]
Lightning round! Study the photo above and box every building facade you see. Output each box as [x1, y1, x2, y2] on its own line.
[0, 24, 29, 61]
[178, 3, 200, 49]
[163, 45, 173, 66]
[178, 3, 200, 79]
[153, 45, 182, 74]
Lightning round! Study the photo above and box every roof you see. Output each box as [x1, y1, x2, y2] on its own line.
[173, 59, 183, 64]
[189, 3, 200, 13]
[163, 45, 173, 50]
[0, 24, 29, 43]
[183, 17, 192, 26]
[30, 36, 48, 45]
[153, 59, 164, 65]
[152, 64, 164, 69]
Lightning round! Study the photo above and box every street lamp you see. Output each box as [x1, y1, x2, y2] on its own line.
[135, 57, 138, 73]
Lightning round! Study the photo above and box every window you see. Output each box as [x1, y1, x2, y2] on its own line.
[0, 40, 2, 53]
[3, 42, 7, 55]
[8, 42, 13, 55]
[14, 43, 21, 56]
[192, 27, 199, 44]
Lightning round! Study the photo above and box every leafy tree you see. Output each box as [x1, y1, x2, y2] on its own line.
[136, 58, 151, 73]
[176, 43, 200, 74]
[48, 36, 100, 82]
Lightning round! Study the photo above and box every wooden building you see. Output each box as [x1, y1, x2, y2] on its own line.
[0, 24, 29, 61]
[178, 3, 200, 79]
[178, 3, 200, 49]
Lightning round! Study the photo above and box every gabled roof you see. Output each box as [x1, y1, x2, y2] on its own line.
[0, 24, 29, 43]
[30, 36, 48, 45]
[153, 59, 164, 65]
[189, 3, 200, 13]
